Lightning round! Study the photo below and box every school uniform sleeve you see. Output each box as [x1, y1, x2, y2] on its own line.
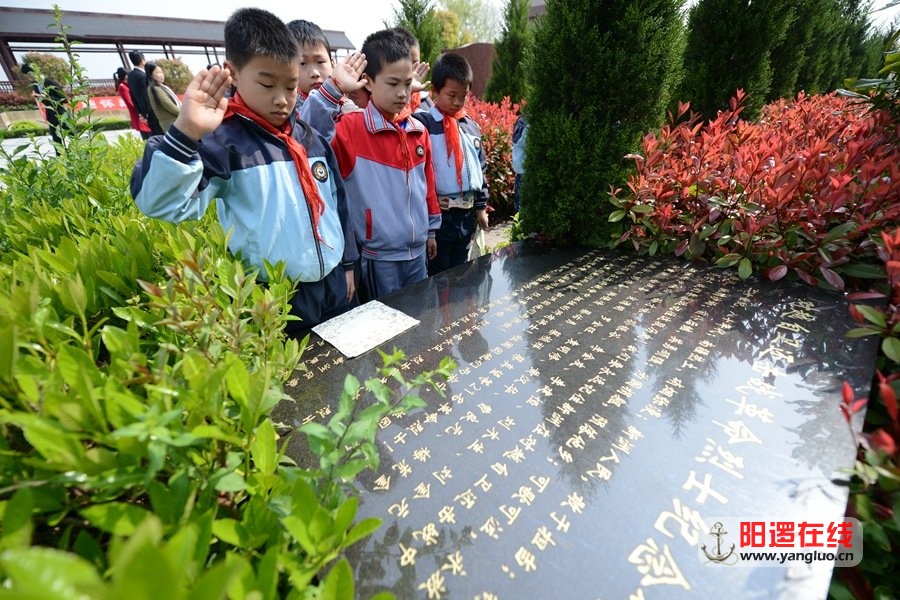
[130, 125, 228, 223]
[318, 130, 358, 268]
[330, 117, 356, 180]
[299, 78, 342, 142]
[423, 133, 441, 237]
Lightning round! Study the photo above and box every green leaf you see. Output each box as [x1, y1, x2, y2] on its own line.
[251, 420, 277, 477]
[333, 496, 359, 536]
[80, 503, 151, 536]
[608, 209, 626, 223]
[738, 258, 752, 280]
[191, 560, 242, 600]
[212, 518, 248, 548]
[282, 516, 317, 555]
[214, 472, 248, 493]
[840, 263, 888, 279]
[846, 327, 882, 338]
[321, 558, 354, 600]
[630, 204, 653, 214]
[882, 337, 900, 364]
[344, 517, 382, 547]
[1, 489, 34, 551]
[856, 305, 887, 329]
[0, 546, 103, 598]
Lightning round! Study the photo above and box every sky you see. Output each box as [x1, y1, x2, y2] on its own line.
[1, 0, 898, 81]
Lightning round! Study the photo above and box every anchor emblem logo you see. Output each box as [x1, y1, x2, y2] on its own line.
[701, 522, 737, 565]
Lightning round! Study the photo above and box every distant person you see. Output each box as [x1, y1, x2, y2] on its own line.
[392, 27, 432, 113]
[20, 62, 67, 145]
[412, 53, 489, 275]
[330, 28, 441, 299]
[127, 51, 161, 137]
[511, 114, 528, 214]
[130, 8, 357, 336]
[146, 62, 181, 132]
[115, 67, 150, 138]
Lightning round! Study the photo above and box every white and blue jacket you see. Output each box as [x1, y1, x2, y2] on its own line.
[131, 114, 357, 283]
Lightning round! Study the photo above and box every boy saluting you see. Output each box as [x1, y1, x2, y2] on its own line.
[131, 8, 357, 337]
[330, 29, 442, 299]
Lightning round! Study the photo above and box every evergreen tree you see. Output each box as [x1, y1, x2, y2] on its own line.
[521, 0, 686, 246]
[677, 0, 793, 119]
[390, 0, 443, 64]
[485, 0, 531, 103]
[791, 0, 874, 94]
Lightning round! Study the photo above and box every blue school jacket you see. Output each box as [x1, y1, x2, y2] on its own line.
[130, 114, 357, 283]
[412, 105, 488, 208]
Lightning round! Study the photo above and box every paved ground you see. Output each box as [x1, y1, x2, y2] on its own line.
[0, 129, 139, 170]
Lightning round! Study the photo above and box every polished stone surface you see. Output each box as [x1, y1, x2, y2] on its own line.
[275, 243, 877, 599]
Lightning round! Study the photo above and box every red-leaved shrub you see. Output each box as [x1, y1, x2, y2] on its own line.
[467, 95, 521, 220]
[610, 90, 900, 291]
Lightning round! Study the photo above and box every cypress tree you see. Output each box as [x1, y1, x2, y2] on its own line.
[677, 0, 793, 119]
[390, 0, 443, 64]
[795, 0, 874, 94]
[485, 0, 532, 103]
[521, 0, 686, 246]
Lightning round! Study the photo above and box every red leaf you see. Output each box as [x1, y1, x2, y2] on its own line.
[843, 382, 854, 405]
[880, 381, 898, 424]
[847, 291, 886, 301]
[819, 266, 845, 291]
[851, 399, 868, 414]
[866, 428, 897, 455]
[767, 265, 788, 281]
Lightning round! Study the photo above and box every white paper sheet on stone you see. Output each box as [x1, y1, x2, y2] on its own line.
[312, 301, 420, 358]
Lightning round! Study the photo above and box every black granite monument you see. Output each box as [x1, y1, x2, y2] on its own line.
[275, 243, 876, 599]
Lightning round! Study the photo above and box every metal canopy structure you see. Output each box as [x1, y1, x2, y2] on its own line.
[0, 7, 356, 81]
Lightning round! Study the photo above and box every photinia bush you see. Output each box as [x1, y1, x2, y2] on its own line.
[610, 90, 899, 291]
[467, 94, 521, 220]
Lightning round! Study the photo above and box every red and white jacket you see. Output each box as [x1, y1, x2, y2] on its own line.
[331, 102, 441, 261]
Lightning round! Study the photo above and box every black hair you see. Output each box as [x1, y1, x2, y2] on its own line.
[115, 67, 128, 83]
[19, 62, 33, 75]
[432, 53, 472, 91]
[224, 8, 298, 70]
[128, 51, 144, 67]
[391, 26, 420, 51]
[287, 19, 332, 56]
[145, 62, 159, 83]
[361, 29, 411, 78]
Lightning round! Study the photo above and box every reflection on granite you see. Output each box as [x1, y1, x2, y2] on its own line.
[273, 242, 877, 599]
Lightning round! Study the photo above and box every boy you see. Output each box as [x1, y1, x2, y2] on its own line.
[131, 8, 357, 336]
[412, 53, 489, 275]
[287, 19, 367, 138]
[392, 27, 433, 113]
[330, 28, 441, 299]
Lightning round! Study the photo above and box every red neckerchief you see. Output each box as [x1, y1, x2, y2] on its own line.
[438, 107, 466, 187]
[225, 93, 326, 244]
[409, 91, 421, 113]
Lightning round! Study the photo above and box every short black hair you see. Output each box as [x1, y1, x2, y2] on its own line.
[115, 67, 128, 83]
[432, 53, 473, 91]
[391, 26, 419, 51]
[224, 8, 298, 70]
[287, 19, 332, 56]
[361, 29, 411, 78]
[128, 51, 144, 67]
[19, 62, 33, 75]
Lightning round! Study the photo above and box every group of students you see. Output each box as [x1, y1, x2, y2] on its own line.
[115, 52, 182, 139]
[130, 8, 491, 337]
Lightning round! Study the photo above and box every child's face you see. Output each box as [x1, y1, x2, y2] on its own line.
[228, 55, 299, 128]
[298, 42, 334, 95]
[434, 78, 469, 115]
[365, 58, 413, 118]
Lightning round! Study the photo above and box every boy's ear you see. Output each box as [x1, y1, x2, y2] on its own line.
[222, 60, 237, 79]
[362, 73, 373, 93]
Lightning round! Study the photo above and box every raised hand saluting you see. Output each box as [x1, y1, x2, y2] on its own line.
[173, 65, 233, 141]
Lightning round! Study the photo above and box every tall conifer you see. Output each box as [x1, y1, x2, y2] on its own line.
[521, 0, 686, 245]
[485, 0, 532, 103]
